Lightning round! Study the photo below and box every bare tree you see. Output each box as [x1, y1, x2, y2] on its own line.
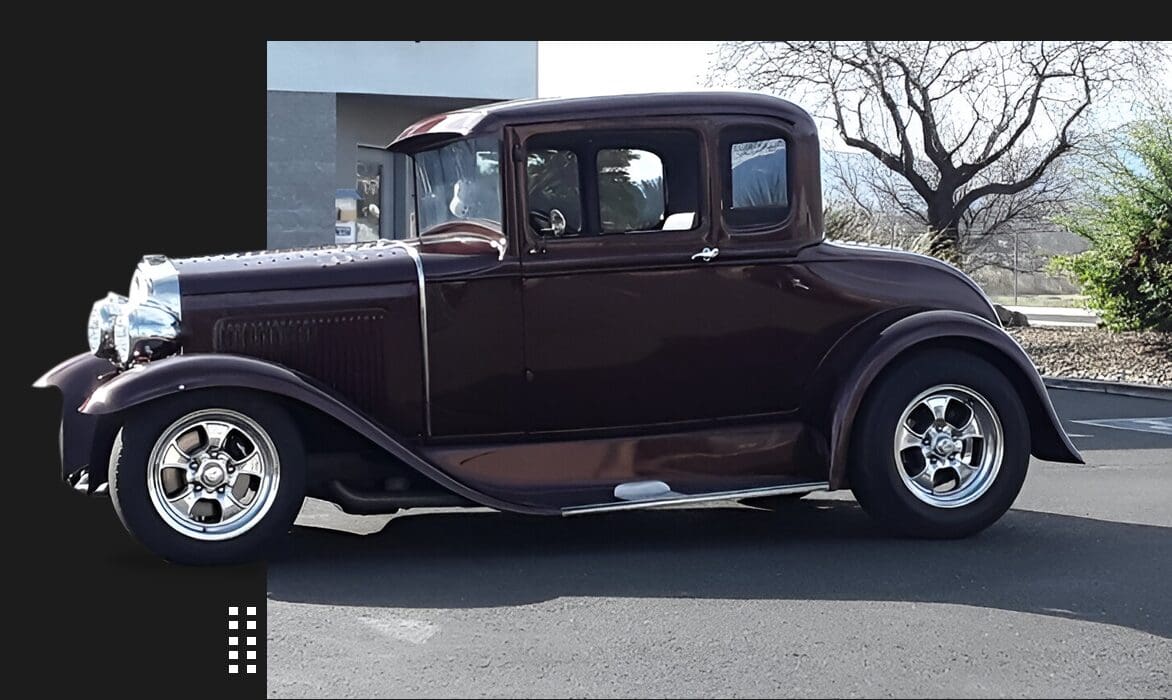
[711, 41, 1163, 261]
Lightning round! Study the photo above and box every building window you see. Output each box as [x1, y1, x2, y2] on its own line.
[356, 157, 382, 242]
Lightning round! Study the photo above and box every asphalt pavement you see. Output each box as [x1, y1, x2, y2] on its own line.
[268, 388, 1172, 698]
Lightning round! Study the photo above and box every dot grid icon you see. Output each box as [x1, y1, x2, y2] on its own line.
[228, 606, 259, 674]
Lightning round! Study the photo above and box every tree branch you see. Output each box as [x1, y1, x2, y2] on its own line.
[955, 57, 1094, 215]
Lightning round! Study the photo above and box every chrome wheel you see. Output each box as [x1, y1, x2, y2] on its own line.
[146, 408, 281, 541]
[892, 384, 1003, 509]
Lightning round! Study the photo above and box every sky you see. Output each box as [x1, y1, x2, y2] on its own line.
[539, 40, 1171, 100]
[537, 40, 1171, 163]
[538, 42, 718, 97]
[538, 42, 722, 182]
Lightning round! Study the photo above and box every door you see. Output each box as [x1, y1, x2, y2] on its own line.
[516, 116, 823, 436]
[517, 120, 767, 432]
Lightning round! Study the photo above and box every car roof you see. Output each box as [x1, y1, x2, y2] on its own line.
[388, 91, 814, 151]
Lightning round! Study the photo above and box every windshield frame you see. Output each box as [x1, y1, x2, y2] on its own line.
[405, 134, 504, 238]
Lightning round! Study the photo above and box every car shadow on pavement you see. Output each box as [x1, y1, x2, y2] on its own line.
[268, 500, 1171, 639]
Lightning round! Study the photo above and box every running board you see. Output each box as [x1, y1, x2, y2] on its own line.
[561, 481, 830, 516]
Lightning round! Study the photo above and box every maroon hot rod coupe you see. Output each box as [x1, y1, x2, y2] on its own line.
[36, 93, 1082, 564]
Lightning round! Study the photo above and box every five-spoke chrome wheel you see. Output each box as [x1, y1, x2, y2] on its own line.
[892, 384, 1003, 509]
[146, 408, 281, 540]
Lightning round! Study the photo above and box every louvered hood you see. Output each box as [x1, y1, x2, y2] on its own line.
[171, 241, 422, 296]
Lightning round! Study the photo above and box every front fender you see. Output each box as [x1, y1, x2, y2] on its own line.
[808, 310, 1083, 489]
[34, 353, 122, 487]
[80, 353, 554, 515]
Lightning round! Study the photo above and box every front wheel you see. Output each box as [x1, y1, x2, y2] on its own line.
[848, 349, 1030, 538]
[109, 390, 305, 564]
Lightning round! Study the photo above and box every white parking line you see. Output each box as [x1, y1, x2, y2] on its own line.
[357, 615, 438, 644]
[1071, 417, 1172, 436]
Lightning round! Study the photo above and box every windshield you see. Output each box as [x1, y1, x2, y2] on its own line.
[412, 136, 502, 234]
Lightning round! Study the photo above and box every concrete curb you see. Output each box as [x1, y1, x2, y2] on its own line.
[1043, 376, 1172, 401]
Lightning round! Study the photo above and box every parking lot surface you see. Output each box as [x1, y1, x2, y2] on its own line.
[268, 388, 1172, 698]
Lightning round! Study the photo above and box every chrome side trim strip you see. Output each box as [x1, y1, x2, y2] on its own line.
[384, 241, 432, 436]
[562, 481, 830, 516]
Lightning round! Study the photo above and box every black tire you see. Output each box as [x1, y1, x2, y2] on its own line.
[109, 390, 305, 565]
[848, 348, 1030, 538]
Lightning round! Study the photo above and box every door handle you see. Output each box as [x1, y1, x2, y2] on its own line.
[691, 247, 719, 262]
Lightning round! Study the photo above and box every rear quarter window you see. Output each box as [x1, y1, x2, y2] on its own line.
[723, 132, 789, 230]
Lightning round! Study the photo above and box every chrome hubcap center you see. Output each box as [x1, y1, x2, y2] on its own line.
[932, 435, 957, 457]
[199, 460, 226, 488]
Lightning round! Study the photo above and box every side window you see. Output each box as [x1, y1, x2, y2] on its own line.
[525, 129, 701, 238]
[597, 148, 665, 233]
[726, 135, 789, 229]
[526, 149, 582, 236]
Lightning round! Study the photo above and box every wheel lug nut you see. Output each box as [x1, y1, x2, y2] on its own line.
[218, 487, 225, 493]
[227, 466, 234, 473]
[194, 485, 202, 491]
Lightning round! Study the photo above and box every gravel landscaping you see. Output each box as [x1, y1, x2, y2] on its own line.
[1008, 326, 1172, 387]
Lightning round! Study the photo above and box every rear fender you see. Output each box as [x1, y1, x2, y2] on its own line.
[804, 310, 1083, 489]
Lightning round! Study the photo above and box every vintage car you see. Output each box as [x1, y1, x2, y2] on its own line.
[36, 92, 1082, 564]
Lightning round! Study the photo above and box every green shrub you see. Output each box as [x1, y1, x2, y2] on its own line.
[1052, 117, 1172, 331]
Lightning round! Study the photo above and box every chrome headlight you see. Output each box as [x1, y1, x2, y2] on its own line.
[112, 308, 131, 362]
[88, 255, 182, 367]
[113, 298, 180, 364]
[87, 293, 128, 359]
[130, 254, 181, 317]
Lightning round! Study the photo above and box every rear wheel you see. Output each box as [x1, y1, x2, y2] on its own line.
[109, 390, 305, 564]
[848, 349, 1030, 538]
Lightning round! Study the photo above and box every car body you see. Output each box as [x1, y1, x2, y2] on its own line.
[36, 92, 1082, 563]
